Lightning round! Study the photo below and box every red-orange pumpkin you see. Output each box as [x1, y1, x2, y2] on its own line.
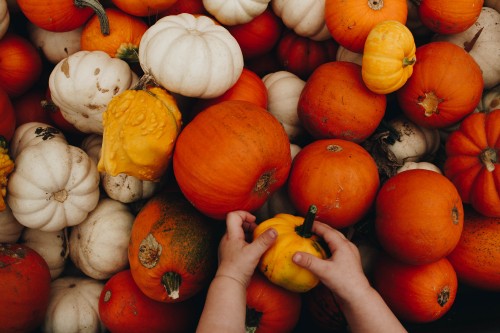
[397, 41, 484, 129]
[373, 253, 458, 323]
[0, 243, 52, 332]
[173, 100, 292, 220]
[444, 109, 500, 217]
[110, 0, 178, 17]
[0, 87, 16, 141]
[297, 61, 386, 143]
[375, 169, 464, 265]
[287, 139, 380, 229]
[447, 206, 500, 291]
[128, 191, 221, 303]
[417, 0, 484, 34]
[12, 87, 53, 127]
[159, 0, 206, 16]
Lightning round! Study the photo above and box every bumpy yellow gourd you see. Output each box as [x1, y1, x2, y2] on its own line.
[98, 85, 182, 182]
[253, 205, 327, 293]
[0, 136, 14, 212]
[362, 20, 416, 94]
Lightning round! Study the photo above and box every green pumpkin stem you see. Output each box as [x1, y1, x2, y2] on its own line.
[74, 0, 110, 35]
[296, 205, 317, 238]
[161, 271, 182, 300]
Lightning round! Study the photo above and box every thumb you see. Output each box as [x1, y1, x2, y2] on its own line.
[292, 251, 324, 276]
[249, 227, 277, 257]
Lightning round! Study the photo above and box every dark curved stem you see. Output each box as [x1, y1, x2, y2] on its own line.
[74, 0, 110, 35]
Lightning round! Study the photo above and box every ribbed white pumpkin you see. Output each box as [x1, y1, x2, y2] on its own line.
[203, 0, 271, 25]
[138, 13, 244, 98]
[7, 140, 100, 232]
[272, 0, 330, 41]
[0, 204, 24, 243]
[0, 0, 9, 39]
[10, 122, 67, 160]
[48, 50, 138, 134]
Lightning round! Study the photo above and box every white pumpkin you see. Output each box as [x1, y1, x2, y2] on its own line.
[432, 7, 500, 89]
[0, 0, 9, 39]
[262, 70, 306, 142]
[80, 134, 159, 203]
[203, 0, 271, 25]
[271, 0, 330, 41]
[48, 50, 139, 134]
[20, 228, 69, 279]
[10, 122, 67, 160]
[7, 140, 100, 232]
[139, 13, 244, 99]
[335, 45, 363, 66]
[27, 22, 82, 64]
[0, 204, 24, 243]
[476, 83, 500, 112]
[397, 161, 443, 174]
[69, 198, 134, 280]
[44, 276, 105, 333]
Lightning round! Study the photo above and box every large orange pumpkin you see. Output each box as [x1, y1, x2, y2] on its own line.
[110, 0, 178, 17]
[375, 169, 464, 265]
[173, 100, 292, 220]
[373, 253, 458, 323]
[444, 109, 500, 217]
[396, 41, 484, 129]
[287, 139, 380, 229]
[417, 0, 484, 34]
[447, 206, 500, 291]
[128, 191, 221, 303]
[297, 61, 386, 143]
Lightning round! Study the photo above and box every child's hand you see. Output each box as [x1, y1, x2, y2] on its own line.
[292, 221, 371, 302]
[216, 211, 277, 287]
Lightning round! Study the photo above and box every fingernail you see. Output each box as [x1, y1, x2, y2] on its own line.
[293, 253, 301, 263]
[269, 228, 277, 239]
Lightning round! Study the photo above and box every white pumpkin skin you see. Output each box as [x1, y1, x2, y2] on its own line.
[432, 7, 500, 89]
[335, 45, 363, 66]
[0, 204, 24, 243]
[203, 0, 271, 25]
[69, 198, 134, 280]
[44, 277, 105, 333]
[10, 122, 67, 160]
[7, 140, 100, 232]
[139, 13, 244, 99]
[272, 0, 331, 41]
[262, 71, 306, 143]
[27, 22, 82, 64]
[397, 161, 443, 174]
[48, 50, 138, 134]
[0, 0, 9, 39]
[20, 228, 69, 279]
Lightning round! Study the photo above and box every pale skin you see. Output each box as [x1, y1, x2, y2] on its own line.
[196, 211, 408, 333]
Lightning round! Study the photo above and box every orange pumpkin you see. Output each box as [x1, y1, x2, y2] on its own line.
[447, 206, 500, 291]
[297, 61, 386, 143]
[81, 8, 148, 62]
[173, 100, 292, 220]
[287, 139, 380, 229]
[375, 169, 464, 265]
[396, 41, 484, 129]
[128, 191, 221, 303]
[373, 253, 458, 323]
[444, 109, 500, 217]
[110, 0, 178, 17]
[324, 0, 408, 53]
[159, 0, 207, 16]
[417, 0, 484, 34]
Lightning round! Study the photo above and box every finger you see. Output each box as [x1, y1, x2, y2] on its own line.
[292, 251, 327, 277]
[247, 227, 277, 258]
[225, 211, 249, 239]
[312, 221, 348, 252]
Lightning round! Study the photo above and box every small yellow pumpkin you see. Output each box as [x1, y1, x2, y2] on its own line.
[253, 205, 327, 293]
[362, 20, 416, 94]
[97, 81, 182, 182]
[0, 136, 14, 212]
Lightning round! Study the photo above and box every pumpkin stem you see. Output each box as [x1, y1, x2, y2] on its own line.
[245, 307, 262, 333]
[417, 91, 444, 117]
[368, 0, 384, 10]
[73, 0, 110, 35]
[116, 43, 140, 63]
[437, 286, 451, 307]
[161, 271, 182, 300]
[402, 56, 416, 67]
[463, 27, 483, 53]
[132, 74, 159, 91]
[479, 147, 497, 172]
[296, 205, 317, 238]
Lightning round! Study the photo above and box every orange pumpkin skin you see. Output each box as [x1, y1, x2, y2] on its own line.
[0, 243, 52, 333]
[128, 191, 220, 303]
[99, 269, 202, 333]
[159, 0, 207, 16]
[245, 272, 302, 333]
[373, 254, 458, 323]
[324, 0, 408, 53]
[173, 100, 292, 220]
[444, 109, 500, 218]
[111, 0, 178, 17]
[81, 8, 148, 62]
[375, 169, 464, 265]
[297, 61, 386, 143]
[447, 207, 500, 291]
[418, 0, 484, 34]
[397, 41, 484, 129]
[288, 139, 380, 229]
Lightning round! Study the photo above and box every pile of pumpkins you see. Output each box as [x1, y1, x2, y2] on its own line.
[0, 0, 499, 332]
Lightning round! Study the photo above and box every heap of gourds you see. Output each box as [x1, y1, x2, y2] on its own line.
[0, 0, 499, 332]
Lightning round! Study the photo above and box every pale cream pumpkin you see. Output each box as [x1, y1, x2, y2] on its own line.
[336, 45, 363, 66]
[9, 122, 67, 160]
[0, 0, 9, 39]
[0, 204, 24, 243]
[203, 0, 271, 25]
[397, 161, 443, 174]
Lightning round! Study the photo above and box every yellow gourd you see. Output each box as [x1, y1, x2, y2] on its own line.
[253, 205, 327, 293]
[362, 20, 417, 94]
[98, 81, 182, 182]
[0, 136, 14, 212]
